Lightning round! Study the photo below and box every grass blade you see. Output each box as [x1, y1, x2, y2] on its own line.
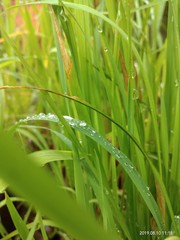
[0, 131, 118, 240]
[16, 113, 164, 231]
[5, 193, 31, 240]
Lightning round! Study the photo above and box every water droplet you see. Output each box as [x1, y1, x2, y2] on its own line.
[90, 129, 96, 136]
[63, 16, 68, 22]
[105, 189, 109, 195]
[70, 121, 75, 126]
[144, 0, 149, 4]
[115, 153, 122, 159]
[79, 121, 87, 127]
[147, 191, 151, 197]
[160, 82, 164, 89]
[47, 113, 59, 122]
[129, 165, 135, 170]
[104, 48, 108, 52]
[174, 79, 179, 88]
[131, 72, 136, 80]
[150, 8, 155, 20]
[132, 89, 139, 100]
[60, 7, 65, 16]
[64, 116, 73, 121]
[19, 119, 24, 123]
[60, 7, 67, 22]
[38, 113, 46, 119]
[97, 25, 103, 33]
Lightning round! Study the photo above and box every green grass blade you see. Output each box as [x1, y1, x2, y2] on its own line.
[0, 131, 118, 240]
[62, 116, 164, 231]
[0, 179, 8, 193]
[29, 150, 73, 166]
[5, 193, 31, 240]
[16, 113, 164, 231]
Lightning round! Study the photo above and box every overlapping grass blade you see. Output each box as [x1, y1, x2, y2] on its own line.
[0, 131, 118, 240]
[5, 193, 31, 240]
[16, 114, 164, 230]
[29, 150, 73, 166]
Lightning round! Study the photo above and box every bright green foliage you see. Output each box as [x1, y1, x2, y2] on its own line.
[0, 0, 179, 239]
[0, 132, 118, 240]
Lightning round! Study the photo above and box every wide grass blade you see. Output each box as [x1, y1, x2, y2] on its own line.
[29, 149, 73, 166]
[0, 131, 118, 240]
[5, 193, 31, 240]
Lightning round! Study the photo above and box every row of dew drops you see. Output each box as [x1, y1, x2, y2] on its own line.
[16, 112, 151, 198]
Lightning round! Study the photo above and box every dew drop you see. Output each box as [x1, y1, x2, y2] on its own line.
[97, 25, 103, 33]
[116, 153, 123, 159]
[129, 165, 134, 170]
[104, 48, 108, 52]
[19, 119, 24, 123]
[90, 129, 96, 136]
[174, 79, 179, 88]
[64, 116, 73, 121]
[47, 113, 59, 122]
[132, 89, 139, 100]
[38, 113, 46, 119]
[160, 82, 164, 89]
[105, 189, 109, 195]
[79, 121, 87, 127]
[60, 7, 65, 17]
[144, 0, 149, 4]
[69, 121, 75, 126]
[150, 8, 155, 20]
[60, 7, 67, 22]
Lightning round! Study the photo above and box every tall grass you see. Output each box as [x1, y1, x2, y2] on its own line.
[0, 0, 179, 239]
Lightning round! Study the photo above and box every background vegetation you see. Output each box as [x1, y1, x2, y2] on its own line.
[0, 0, 179, 239]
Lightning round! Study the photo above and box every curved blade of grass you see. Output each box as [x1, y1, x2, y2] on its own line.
[0, 179, 8, 193]
[16, 114, 164, 230]
[26, 212, 40, 240]
[0, 131, 118, 240]
[5, 193, 32, 240]
[63, 116, 165, 231]
[0, 85, 149, 161]
[29, 150, 73, 166]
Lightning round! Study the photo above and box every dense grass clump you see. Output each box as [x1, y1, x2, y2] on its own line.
[0, 0, 179, 239]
